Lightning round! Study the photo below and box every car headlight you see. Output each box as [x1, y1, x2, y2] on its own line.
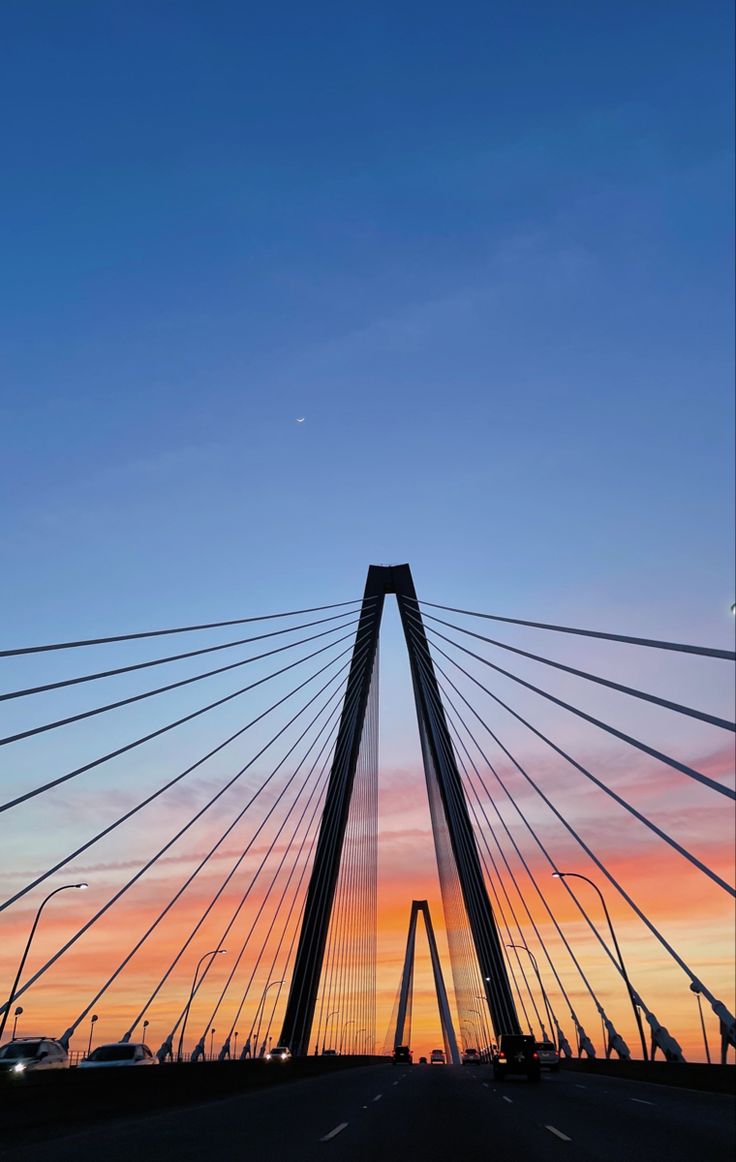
[265, 1054, 271, 1060]
[13, 1063, 26, 1073]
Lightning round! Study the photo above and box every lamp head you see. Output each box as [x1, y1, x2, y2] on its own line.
[75, 883, 89, 890]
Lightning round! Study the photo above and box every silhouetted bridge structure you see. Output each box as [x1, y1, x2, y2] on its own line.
[1, 564, 734, 1159]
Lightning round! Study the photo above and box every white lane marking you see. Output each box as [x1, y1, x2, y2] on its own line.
[502, 1095, 513, 1104]
[482, 1082, 489, 1087]
[574, 1084, 586, 1089]
[373, 1094, 382, 1102]
[630, 1098, 655, 1106]
[320, 1123, 348, 1142]
[546, 1126, 572, 1142]
[392, 1080, 399, 1086]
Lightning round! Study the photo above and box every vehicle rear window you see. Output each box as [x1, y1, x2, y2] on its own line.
[89, 1045, 137, 1061]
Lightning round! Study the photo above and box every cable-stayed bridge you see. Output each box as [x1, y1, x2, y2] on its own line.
[1, 564, 734, 1160]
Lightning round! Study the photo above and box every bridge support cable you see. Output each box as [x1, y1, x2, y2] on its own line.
[421, 624, 734, 804]
[416, 625, 735, 895]
[0, 621, 362, 817]
[178, 724, 339, 1060]
[409, 634, 674, 1058]
[416, 611, 735, 734]
[0, 618, 365, 748]
[0, 654, 357, 1023]
[283, 652, 374, 1057]
[219, 755, 335, 1060]
[404, 636, 553, 1045]
[414, 599, 736, 662]
[437, 678, 624, 1053]
[311, 648, 379, 1057]
[184, 656, 374, 1056]
[422, 650, 736, 1042]
[1, 644, 368, 915]
[279, 571, 386, 1055]
[123, 671, 362, 1045]
[0, 598, 373, 658]
[417, 647, 627, 1016]
[0, 608, 365, 704]
[401, 613, 520, 1043]
[58, 673, 355, 1047]
[395, 582, 519, 1040]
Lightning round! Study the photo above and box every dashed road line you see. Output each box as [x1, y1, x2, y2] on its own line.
[630, 1098, 655, 1106]
[482, 1082, 489, 1087]
[546, 1126, 572, 1142]
[320, 1123, 348, 1142]
[502, 1096, 513, 1104]
[574, 1084, 586, 1089]
[392, 1080, 400, 1086]
[373, 1094, 383, 1102]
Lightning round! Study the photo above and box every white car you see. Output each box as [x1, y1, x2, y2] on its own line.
[79, 1042, 157, 1068]
[265, 1045, 292, 1061]
[0, 1038, 69, 1074]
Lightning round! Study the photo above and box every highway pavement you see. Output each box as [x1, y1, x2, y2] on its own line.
[3, 1062, 734, 1162]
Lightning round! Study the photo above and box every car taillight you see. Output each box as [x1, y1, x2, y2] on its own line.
[533, 1052, 539, 1060]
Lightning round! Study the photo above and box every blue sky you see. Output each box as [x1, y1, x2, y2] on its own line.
[2, 0, 733, 649]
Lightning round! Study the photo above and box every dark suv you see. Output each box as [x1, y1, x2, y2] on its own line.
[492, 1034, 540, 1083]
[392, 1045, 412, 1065]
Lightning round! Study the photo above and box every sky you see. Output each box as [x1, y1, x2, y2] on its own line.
[0, 1, 734, 1061]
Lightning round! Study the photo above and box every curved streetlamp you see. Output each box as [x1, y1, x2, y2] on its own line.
[322, 1009, 339, 1054]
[252, 978, 287, 1055]
[506, 945, 555, 1045]
[552, 871, 648, 1060]
[87, 1014, 98, 1058]
[0, 882, 88, 1043]
[11, 1007, 23, 1040]
[356, 1027, 367, 1055]
[340, 1019, 355, 1055]
[177, 950, 227, 1062]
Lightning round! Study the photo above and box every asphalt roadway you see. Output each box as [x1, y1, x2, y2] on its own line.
[4, 1063, 734, 1162]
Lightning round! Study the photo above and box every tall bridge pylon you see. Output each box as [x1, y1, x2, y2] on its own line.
[394, 900, 461, 1065]
[279, 564, 519, 1055]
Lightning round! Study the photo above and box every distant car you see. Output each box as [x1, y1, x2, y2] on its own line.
[0, 1038, 69, 1074]
[321, 1048, 337, 1056]
[535, 1040, 560, 1071]
[462, 1048, 479, 1065]
[418, 1056, 427, 1064]
[265, 1046, 292, 1061]
[492, 1034, 541, 1083]
[430, 1049, 445, 1065]
[78, 1042, 156, 1068]
[392, 1045, 412, 1065]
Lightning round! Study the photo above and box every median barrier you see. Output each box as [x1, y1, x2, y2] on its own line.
[559, 1057, 735, 1094]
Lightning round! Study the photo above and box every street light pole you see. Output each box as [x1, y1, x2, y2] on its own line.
[356, 1027, 367, 1056]
[340, 1019, 354, 1055]
[87, 1014, 98, 1058]
[506, 945, 555, 1046]
[474, 995, 494, 1054]
[252, 978, 287, 1056]
[0, 882, 88, 1043]
[177, 950, 227, 1062]
[11, 1007, 23, 1040]
[553, 872, 648, 1061]
[322, 1010, 339, 1054]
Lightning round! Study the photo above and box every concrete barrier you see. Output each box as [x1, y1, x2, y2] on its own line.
[0, 1055, 388, 1143]
[559, 1057, 735, 1094]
